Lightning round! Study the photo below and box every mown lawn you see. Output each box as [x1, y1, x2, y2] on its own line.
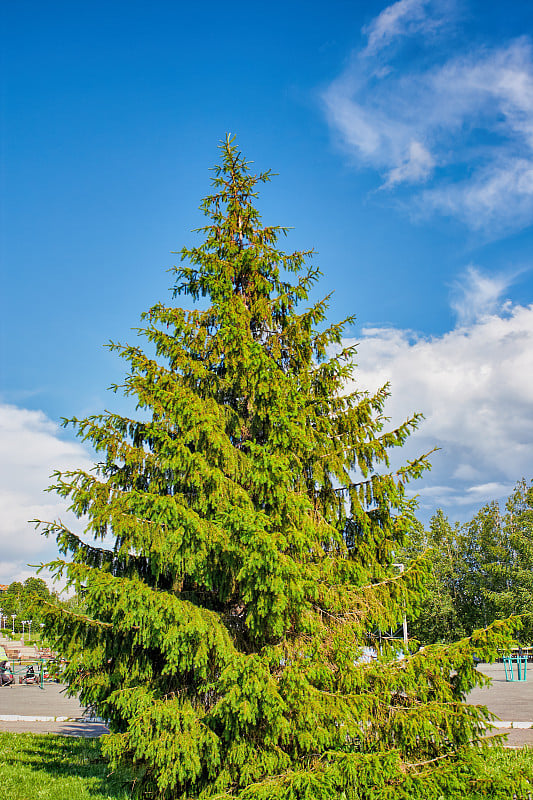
[0, 732, 532, 799]
[0, 732, 131, 800]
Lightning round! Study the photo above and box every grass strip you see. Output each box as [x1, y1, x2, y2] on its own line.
[0, 732, 131, 800]
[0, 732, 532, 799]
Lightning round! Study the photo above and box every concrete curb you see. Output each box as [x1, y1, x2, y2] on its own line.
[491, 721, 533, 729]
[1, 715, 531, 727]
[0, 714, 79, 722]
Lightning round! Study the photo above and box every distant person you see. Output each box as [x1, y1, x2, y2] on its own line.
[0, 660, 14, 686]
[21, 664, 38, 684]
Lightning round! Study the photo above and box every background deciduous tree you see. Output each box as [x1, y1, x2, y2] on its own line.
[400, 480, 533, 646]
[398, 511, 468, 644]
[485, 479, 533, 641]
[0, 577, 53, 630]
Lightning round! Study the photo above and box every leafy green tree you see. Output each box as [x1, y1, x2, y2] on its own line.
[399, 511, 468, 644]
[38, 138, 515, 799]
[24, 576, 50, 600]
[1, 581, 24, 618]
[0, 577, 53, 631]
[485, 479, 533, 641]
[401, 483, 533, 646]
[457, 500, 513, 632]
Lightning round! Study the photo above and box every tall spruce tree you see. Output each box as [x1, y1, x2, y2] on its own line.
[38, 138, 516, 799]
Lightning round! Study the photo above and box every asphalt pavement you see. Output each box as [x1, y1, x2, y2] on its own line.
[0, 682, 109, 737]
[468, 662, 533, 747]
[1, 662, 532, 744]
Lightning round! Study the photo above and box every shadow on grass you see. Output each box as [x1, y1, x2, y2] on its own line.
[0, 732, 132, 798]
[56, 720, 111, 737]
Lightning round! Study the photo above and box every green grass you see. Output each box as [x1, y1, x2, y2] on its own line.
[0, 733, 532, 799]
[469, 746, 533, 797]
[0, 733, 131, 800]
[0, 631, 41, 644]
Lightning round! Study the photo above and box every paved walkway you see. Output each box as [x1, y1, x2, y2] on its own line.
[0, 635, 40, 660]
[0, 682, 83, 718]
[467, 662, 533, 747]
[0, 682, 109, 737]
[1, 662, 532, 744]
[0, 719, 109, 737]
[468, 662, 533, 721]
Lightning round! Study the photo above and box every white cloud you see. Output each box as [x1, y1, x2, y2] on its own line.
[322, 2, 533, 233]
[344, 287, 533, 520]
[3, 274, 532, 564]
[363, 0, 436, 55]
[421, 157, 533, 231]
[0, 405, 92, 585]
[385, 140, 435, 186]
[450, 265, 515, 325]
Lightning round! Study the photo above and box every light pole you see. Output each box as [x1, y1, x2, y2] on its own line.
[11, 614, 16, 635]
[392, 563, 408, 649]
[27, 620, 32, 642]
[21, 620, 26, 642]
[0, 608, 3, 629]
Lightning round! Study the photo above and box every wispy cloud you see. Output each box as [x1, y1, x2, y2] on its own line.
[450, 265, 515, 326]
[384, 140, 434, 186]
[322, 1, 533, 234]
[421, 157, 533, 231]
[362, 0, 447, 57]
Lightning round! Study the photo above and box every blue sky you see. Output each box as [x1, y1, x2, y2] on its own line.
[2, 0, 533, 582]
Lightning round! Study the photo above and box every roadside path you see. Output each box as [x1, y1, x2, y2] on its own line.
[0, 682, 109, 737]
[468, 662, 533, 747]
[1, 662, 532, 744]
